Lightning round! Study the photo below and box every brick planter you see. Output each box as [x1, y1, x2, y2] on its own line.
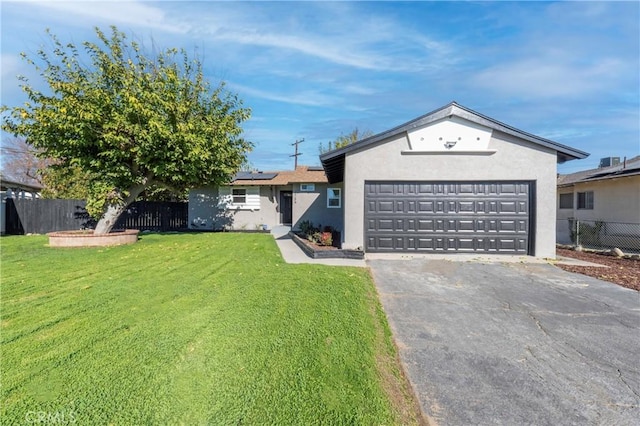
[289, 232, 364, 259]
[48, 229, 140, 247]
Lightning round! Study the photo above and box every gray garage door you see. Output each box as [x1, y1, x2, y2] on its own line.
[365, 181, 532, 254]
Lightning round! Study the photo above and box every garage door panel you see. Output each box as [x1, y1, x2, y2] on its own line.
[365, 181, 531, 254]
[367, 234, 529, 253]
[418, 201, 434, 213]
[417, 219, 434, 231]
[458, 201, 475, 212]
[517, 200, 528, 213]
[499, 201, 517, 213]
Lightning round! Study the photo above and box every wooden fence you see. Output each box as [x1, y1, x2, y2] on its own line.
[3, 198, 188, 235]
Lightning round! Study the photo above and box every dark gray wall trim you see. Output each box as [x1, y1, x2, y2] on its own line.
[528, 180, 537, 256]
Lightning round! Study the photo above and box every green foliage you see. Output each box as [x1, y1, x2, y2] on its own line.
[299, 219, 319, 236]
[2, 26, 251, 220]
[319, 127, 373, 154]
[1, 233, 417, 424]
[299, 221, 334, 246]
[40, 163, 91, 199]
[138, 185, 188, 202]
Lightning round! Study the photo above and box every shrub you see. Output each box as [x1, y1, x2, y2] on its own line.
[319, 232, 333, 246]
[299, 220, 319, 237]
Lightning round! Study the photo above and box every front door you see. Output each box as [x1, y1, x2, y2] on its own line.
[280, 191, 293, 225]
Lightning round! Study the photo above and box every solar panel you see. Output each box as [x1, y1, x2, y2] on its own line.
[232, 172, 278, 181]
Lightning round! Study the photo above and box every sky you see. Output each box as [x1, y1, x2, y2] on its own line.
[1, 1, 639, 174]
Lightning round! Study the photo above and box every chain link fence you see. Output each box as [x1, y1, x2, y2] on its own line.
[557, 218, 640, 252]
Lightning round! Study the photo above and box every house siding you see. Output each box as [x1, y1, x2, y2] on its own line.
[189, 183, 345, 231]
[189, 186, 280, 230]
[557, 176, 640, 224]
[341, 125, 557, 257]
[292, 182, 343, 232]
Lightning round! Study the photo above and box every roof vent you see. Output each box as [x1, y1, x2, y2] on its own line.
[599, 157, 620, 168]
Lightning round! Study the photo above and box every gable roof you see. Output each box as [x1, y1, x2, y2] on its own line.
[320, 101, 590, 184]
[558, 155, 640, 187]
[230, 166, 328, 186]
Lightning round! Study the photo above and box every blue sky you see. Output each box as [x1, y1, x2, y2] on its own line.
[1, 1, 638, 174]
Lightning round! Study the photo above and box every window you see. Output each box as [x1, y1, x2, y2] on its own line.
[577, 191, 594, 210]
[327, 188, 341, 208]
[219, 186, 260, 210]
[300, 183, 315, 192]
[559, 193, 573, 209]
[232, 188, 246, 204]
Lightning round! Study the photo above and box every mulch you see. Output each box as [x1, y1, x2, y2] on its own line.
[556, 248, 640, 291]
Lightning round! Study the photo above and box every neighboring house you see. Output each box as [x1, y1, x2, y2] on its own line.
[557, 156, 640, 248]
[189, 166, 343, 231]
[1, 176, 43, 235]
[319, 101, 588, 257]
[1, 176, 42, 199]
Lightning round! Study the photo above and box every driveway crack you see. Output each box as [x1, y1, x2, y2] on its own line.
[528, 313, 550, 337]
[617, 369, 640, 402]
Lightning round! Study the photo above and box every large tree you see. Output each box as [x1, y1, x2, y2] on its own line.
[2, 26, 252, 234]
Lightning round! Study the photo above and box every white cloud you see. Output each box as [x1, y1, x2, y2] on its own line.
[342, 84, 377, 96]
[187, 3, 455, 73]
[27, 0, 189, 33]
[471, 58, 625, 98]
[228, 82, 339, 108]
[212, 30, 383, 70]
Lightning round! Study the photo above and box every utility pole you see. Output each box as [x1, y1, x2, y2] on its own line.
[290, 138, 304, 169]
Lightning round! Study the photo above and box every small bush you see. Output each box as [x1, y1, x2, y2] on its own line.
[320, 232, 333, 246]
[299, 220, 319, 237]
[299, 221, 335, 246]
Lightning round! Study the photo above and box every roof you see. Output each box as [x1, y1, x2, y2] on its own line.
[230, 166, 328, 186]
[0, 176, 43, 192]
[320, 101, 590, 184]
[558, 155, 640, 187]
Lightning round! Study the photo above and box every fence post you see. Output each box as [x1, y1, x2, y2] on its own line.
[576, 219, 580, 247]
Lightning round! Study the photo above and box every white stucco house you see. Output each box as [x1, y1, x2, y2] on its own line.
[557, 155, 640, 250]
[189, 166, 342, 232]
[190, 102, 588, 257]
[319, 102, 588, 258]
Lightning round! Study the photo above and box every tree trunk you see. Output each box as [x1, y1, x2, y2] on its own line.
[93, 184, 147, 235]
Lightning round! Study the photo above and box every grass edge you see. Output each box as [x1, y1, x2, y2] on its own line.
[364, 267, 430, 426]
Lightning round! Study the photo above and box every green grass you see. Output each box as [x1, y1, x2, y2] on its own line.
[1, 233, 418, 424]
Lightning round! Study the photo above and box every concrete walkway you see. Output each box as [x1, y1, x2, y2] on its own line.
[270, 226, 366, 267]
[271, 225, 605, 269]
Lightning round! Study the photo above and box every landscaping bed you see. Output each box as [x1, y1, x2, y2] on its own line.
[290, 231, 364, 259]
[556, 247, 640, 291]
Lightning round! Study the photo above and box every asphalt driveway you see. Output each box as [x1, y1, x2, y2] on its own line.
[368, 259, 640, 425]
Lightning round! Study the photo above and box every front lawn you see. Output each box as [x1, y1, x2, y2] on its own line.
[1, 233, 419, 424]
